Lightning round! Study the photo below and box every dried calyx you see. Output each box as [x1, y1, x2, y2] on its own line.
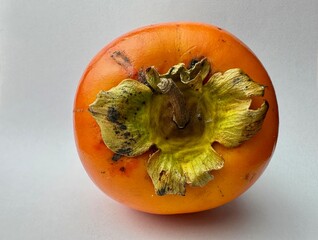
[89, 58, 269, 196]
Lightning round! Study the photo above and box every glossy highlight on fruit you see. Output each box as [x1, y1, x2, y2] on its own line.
[73, 22, 279, 214]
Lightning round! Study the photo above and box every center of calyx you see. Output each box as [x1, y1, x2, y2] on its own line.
[89, 58, 268, 196]
[150, 80, 205, 151]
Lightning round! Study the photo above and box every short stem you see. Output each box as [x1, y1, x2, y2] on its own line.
[157, 78, 189, 128]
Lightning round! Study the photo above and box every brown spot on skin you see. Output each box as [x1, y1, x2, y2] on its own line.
[111, 50, 137, 77]
[101, 171, 106, 174]
[111, 50, 130, 63]
[119, 167, 126, 172]
[245, 172, 256, 182]
[217, 185, 224, 197]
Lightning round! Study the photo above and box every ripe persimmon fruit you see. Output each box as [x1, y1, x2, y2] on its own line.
[73, 22, 279, 214]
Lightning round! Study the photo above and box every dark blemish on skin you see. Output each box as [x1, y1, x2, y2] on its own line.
[119, 167, 126, 172]
[245, 172, 256, 182]
[217, 185, 224, 197]
[221, 39, 226, 43]
[112, 153, 122, 161]
[111, 50, 135, 77]
[217, 27, 223, 31]
[101, 171, 106, 174]
[111, 51, 131, 65]
[107, 107, 120, 123]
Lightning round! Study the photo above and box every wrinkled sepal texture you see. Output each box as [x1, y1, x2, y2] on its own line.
[88, 60, 269, 196]
[147, 144, 224, 196]
[202, 69, 269, 147]
[89, 80, 153, 156]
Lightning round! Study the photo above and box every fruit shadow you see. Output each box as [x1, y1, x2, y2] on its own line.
[124, 197, 251, 237]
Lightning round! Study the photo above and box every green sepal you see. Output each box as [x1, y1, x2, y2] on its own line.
[180, 58, 210, 92]
[202, 68, 269, 147]
[89, 80, 153, 156]
[147, 143, 224, 196]
[88, 61, 269, 196]
[145, 67, 161, 92]
[146, 58, 210, 93]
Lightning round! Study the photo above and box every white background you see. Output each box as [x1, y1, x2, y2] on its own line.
[1, 1, 318, 239]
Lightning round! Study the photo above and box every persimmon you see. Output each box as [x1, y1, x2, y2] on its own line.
[73, 22, 279, 214]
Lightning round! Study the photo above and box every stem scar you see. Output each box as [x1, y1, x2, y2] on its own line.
[157, 78, 189, 128]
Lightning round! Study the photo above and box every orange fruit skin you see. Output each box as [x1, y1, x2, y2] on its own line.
[73, 22, 279, 214]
